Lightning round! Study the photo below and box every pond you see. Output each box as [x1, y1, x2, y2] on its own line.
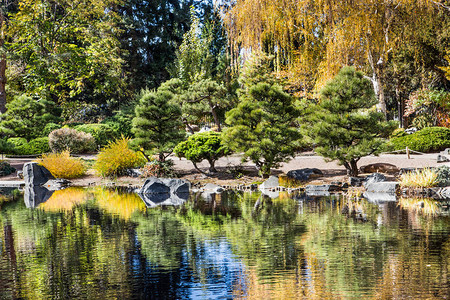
[0, 187, 449, 299]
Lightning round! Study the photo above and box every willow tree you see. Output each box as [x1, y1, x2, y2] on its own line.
[223, 0, 450, 114]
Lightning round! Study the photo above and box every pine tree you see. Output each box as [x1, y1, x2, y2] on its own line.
[132, 89, 185, 161]
[223, 82, 301, 177]
[306, 66, 397, 176]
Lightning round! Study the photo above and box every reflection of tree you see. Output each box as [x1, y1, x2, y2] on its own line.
[0, 189, 449, 298]
[132, 208, 187, 271]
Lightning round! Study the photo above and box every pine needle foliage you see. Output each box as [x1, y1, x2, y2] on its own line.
[37, 151, 86, 179]
[305, 66, 396, 176]
[94, 137, 146, 177]
[132, 89, 185, 161]
[224, 81, 301, 177]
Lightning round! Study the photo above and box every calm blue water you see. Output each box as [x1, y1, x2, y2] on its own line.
[0, 187, 449, 299]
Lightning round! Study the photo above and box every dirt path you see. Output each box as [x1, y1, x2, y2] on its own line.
[1, 152, 446, 186]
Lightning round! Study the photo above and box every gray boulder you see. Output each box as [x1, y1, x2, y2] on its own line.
[437, 155, 450, 163]
[363, 191, 397, 203]
[439, 187, 450, 199]
[203, 183, 224, 193]
[139, 177, 190, 195]
[363, 173, 386, 188]
[24, 185, 54, 208]
[23, 162, 54, 186]
[287, 168, 323, 181]
[305, 184, 340, 195]
[349, 177, 364, 187]
[138, 192, 188, 207]
[259, 175, 279, 189]
[364, 182, 398, 194]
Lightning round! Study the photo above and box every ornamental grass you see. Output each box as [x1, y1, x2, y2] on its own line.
[94, 137, 146, 177]
[37, 151, 86, 179]
[399, 168, 438, 188]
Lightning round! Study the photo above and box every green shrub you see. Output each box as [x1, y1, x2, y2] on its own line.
[435, 166, 450, 187]
[0, 160, 16, 176]
[390, 127, 450, 153]
[15, 137, 50, 155]
[43, 123, 62, 136]
[74, 123, 119, 147]
[390, 128, 406, 138]
[0, 139, 15, 155]
[7, 137, 27, 149]
[174, 131, 230, 173]
[94, 137, 146, 177]
[48, 127, 96, 153]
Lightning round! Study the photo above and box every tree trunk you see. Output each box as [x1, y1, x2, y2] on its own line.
[0, 10, 6, 114]
[344, 159, 359, 177]
[207, 159, 217, 173]
[0, 58, 6, 114]
[210, 104, 221, 132]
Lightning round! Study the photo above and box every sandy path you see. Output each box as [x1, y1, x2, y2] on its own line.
[1, 152, 446, 185]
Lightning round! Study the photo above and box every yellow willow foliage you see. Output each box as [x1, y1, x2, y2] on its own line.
[94, 187, 146, 220]
[38, 187, 88, 212]
[223, 0, 439, 94]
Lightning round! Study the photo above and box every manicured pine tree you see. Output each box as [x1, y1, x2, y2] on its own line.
[306, 66, 397, 176]
[223, 82, 301, 178]
[132, 89, 185, 161]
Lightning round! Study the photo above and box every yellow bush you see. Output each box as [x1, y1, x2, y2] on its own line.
[399, 168, 438, 188]
[94, 137, 146, 177]
[37, 151, 86, 179]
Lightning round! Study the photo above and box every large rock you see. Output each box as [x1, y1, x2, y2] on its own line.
[348, 177, 364, 187]
[138, 177, 190, 207]
[139, 177, 190, 195]
[23, 162, 55, 186]
[363, 192, 397, 203]
[437, 155, 450, 163]
[203, 183, 224, 193]
[359, 163, 399, 174]
[287, 168, 323, 181]
[363, 173, 386, 189]
[259, 176, 279, 190]
[364, 182, 398, 194]
[305, 184, 340, 196]
[23, 185, 54, 208]
[138, 192, 188, 207]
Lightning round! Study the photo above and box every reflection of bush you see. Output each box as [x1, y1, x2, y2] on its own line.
[94, 187, 146, 220]
[38, 187, 87, 212]
[398, 197, 440, 217]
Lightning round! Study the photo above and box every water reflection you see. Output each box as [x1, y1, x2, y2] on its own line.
[0, 188, 448, 299]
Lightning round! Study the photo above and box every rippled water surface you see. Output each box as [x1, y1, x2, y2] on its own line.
[0, 187, 449, 299]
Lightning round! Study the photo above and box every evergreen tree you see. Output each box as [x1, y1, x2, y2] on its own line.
[132, 89, 185, 161]
[0, 94, 62, 140]
[305, 66, 397, 176]
[223, 82, 301, 177]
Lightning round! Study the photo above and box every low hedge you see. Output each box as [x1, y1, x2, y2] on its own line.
[390, 127, 450, 153]
[74, 123, 119, 147]
[7, 137, 51, 155]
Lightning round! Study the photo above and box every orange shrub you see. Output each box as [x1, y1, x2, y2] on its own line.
[37, 151, 86, 179]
